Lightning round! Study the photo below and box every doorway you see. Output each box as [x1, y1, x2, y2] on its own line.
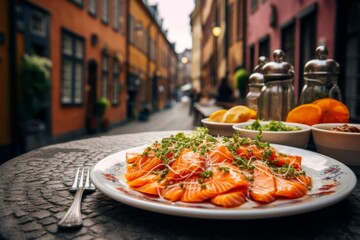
[86, 59, 98, 133]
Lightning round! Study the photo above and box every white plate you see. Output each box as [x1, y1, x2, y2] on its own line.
[90, 144, 357, 219]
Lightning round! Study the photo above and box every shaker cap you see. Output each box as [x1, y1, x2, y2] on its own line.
[262, 49, 294, 80]
[253, 56, 269, 73]
[248, 72, 265, 86]
[304, 46, 339, 76]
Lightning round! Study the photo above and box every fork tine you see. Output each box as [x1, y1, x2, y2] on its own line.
[70, 168, 80, 191]
[79, 168, 85, 188]
[85, 168, 90, 188]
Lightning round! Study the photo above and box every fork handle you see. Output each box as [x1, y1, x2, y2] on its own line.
[58, 187, 85, 228]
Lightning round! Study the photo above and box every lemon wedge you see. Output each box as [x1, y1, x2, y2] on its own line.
[223, 105, 251, 123]
[208, 109, 227, 122]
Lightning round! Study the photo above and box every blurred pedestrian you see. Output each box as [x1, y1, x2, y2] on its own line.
[216, 77, 234, 103]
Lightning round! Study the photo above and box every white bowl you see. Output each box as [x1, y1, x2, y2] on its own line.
[233, 121, 311, 148]
[311, 123, 360, 166]
[201, 118, 237, 137]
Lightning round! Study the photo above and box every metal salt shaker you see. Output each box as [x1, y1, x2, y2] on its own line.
[299, 45, 342, 104]
[246, 56, 268, 112]
[258, 50, 296, 121]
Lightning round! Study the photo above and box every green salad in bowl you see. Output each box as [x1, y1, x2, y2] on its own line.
[244, 120, 302, 131]
[233, 120, 311, 148]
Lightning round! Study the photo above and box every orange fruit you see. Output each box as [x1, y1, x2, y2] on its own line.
[286, 104, 323, 126]
[249, 108, 257, 119]
[208, 109, 227, 122]
[223, 105, 251, 123]
[312, 98, 349, 123]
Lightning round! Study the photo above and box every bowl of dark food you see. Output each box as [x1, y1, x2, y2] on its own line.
[311, 123, 360, 166]
[233, 120, 311, 148]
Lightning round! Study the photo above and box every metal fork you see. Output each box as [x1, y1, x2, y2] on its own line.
[58, 168, 96, 228]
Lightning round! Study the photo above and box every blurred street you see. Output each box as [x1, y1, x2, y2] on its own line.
[99, 101, 195, 136]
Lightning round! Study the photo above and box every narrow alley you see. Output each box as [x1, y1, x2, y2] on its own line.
[100, 101, 196, 136]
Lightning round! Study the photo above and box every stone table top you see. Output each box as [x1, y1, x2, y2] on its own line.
[0, 131, 359, 240]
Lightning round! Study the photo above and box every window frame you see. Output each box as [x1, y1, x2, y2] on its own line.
[113, 0, 119, 31]
[60, 29, 85, 106]
[236, 0, 244, 40]
[280, 18, 296, 66]
[112, 57, 121, 105]
[227, 3, 234, 46]
[258, 35, 270, 59]
[71, 0, 84, 8]
[88, 0, 97, 17]
[101, 0, 109, 25]
[101, 51, 110, 98]
[251, 0, 258, 13]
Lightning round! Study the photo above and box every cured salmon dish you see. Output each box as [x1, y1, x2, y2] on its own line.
[124, 128, 312, 208]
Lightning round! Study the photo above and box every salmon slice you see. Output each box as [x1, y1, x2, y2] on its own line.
[181, 165, 248, 203]
[270, 154, 302, 169]
[210, 187, 247, 208]
[161, 183, 185, 201]
[127, 173, 159, 188]
[249, 163, 276, 203]
[165, 148, 205, 182]
[236, 145, 275, 160]
[275, 177, 308, 199]
[125, 156, 164, 182]
[126, 152, 141, 164]
[134, 179, 164, 195]
[208, 145, 234, 164]
[295, 174, 312, 186]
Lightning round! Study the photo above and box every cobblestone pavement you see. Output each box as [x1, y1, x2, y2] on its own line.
[101, 101, 196, 136]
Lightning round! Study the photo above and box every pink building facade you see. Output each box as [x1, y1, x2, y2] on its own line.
[246, 0, 335, 97]
[245, 0, 360, 122]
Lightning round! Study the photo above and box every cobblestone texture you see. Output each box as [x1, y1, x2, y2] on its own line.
[0, 131, 359, 240]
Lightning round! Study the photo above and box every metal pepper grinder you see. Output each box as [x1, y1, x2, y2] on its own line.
[246, 56, 268, 111]
[299, 45, 342, 104]
[258, 49, 296, 121]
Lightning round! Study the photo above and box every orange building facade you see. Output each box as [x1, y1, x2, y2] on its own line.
[0, 0, 177, 162]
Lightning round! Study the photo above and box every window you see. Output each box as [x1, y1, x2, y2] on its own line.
[129, 15, 135, 44]
[72, 0, 83, 7]
[112, 58, 120, 105]
[135, 22, 143, 48]
[30, 12, 46, 37]
[237, 0, 244, 40]
[299, 8, 317, 94]
[281, 20, 295, 66]
[251, 0, 258, 13]
[119, 0, 125, 34]
[113, 0, 119, 30]
[227, 4, 234, 46]
[88, 0, 97, 16]
[102, 0, 109, 24]
[101, 52, 109, 98]
[259, 35, 270, 58]
[61, 30, 85, 104]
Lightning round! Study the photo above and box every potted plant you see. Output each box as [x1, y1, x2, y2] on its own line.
[96, 97, 110, 131]
[20, 54, 51, 121]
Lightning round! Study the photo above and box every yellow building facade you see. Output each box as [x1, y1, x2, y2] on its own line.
[127, 0, 177, 118]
